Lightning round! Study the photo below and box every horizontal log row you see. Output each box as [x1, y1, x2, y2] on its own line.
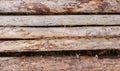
[0, 15, 120, 26]
[0, 27, 119, 39]
[0, 0, 120, 13]
[0, 38, 119, 52]
[0, 56, 120, 71]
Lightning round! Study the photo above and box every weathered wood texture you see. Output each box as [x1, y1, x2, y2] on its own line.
[0, 56, 120, 71]
[0, 38, 119, 52]
[0, 15, 120, 26]
[0, 0, 120, 13]
[0, 27, 119, 39]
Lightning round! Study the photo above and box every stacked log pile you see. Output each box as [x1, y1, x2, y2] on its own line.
[0, 0, 119, 71]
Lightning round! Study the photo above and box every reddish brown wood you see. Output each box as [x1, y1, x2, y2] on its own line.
[0, 0, 120, 13]
[0, 56, 120, 71]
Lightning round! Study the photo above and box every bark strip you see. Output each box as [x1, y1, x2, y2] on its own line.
[0, 0, 120, 13]
[0, 38, 119, 52]
[0, 27, 119, 39]
[0, 56, 120, 71]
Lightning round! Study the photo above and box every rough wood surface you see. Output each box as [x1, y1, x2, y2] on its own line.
[0, 38, 119, 52]
[0, 0, 120, 13]
[0, 56, 120, 71]
[0, 15, 120, 26]
[0, 27, 119, 39]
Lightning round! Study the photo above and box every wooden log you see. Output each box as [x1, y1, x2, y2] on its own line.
[0, 27, 119, 39]
[0, 15, 120, 26]
[0, 56, 120, 71]
[0, 0, 120, 13]
[0, 38, 119, 52]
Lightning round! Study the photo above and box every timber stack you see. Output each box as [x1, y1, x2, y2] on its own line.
[0, 0, 119, 71]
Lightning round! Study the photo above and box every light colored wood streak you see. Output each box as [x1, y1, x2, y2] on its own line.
[0, 0, 120, 13]
[0, 56, 120, 71]
[0, 27, 119, 39]
[0, 38, 119, 52]
[0, 15, 120, 26]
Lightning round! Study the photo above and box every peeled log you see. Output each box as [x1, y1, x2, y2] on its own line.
[0, 0, 120, 13]
[0, 38, 119, 52]
[0, 15, 120, 26]
[0, 56, 120, 71]
[0, 27, 119, 39]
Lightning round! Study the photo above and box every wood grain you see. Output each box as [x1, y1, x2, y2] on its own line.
[0, 0, 120, 13]
[0, 56, 120, 71]
[0, 38, 119, 52]
[0, 27, 119, 39]
[0, 15, 120, 26]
